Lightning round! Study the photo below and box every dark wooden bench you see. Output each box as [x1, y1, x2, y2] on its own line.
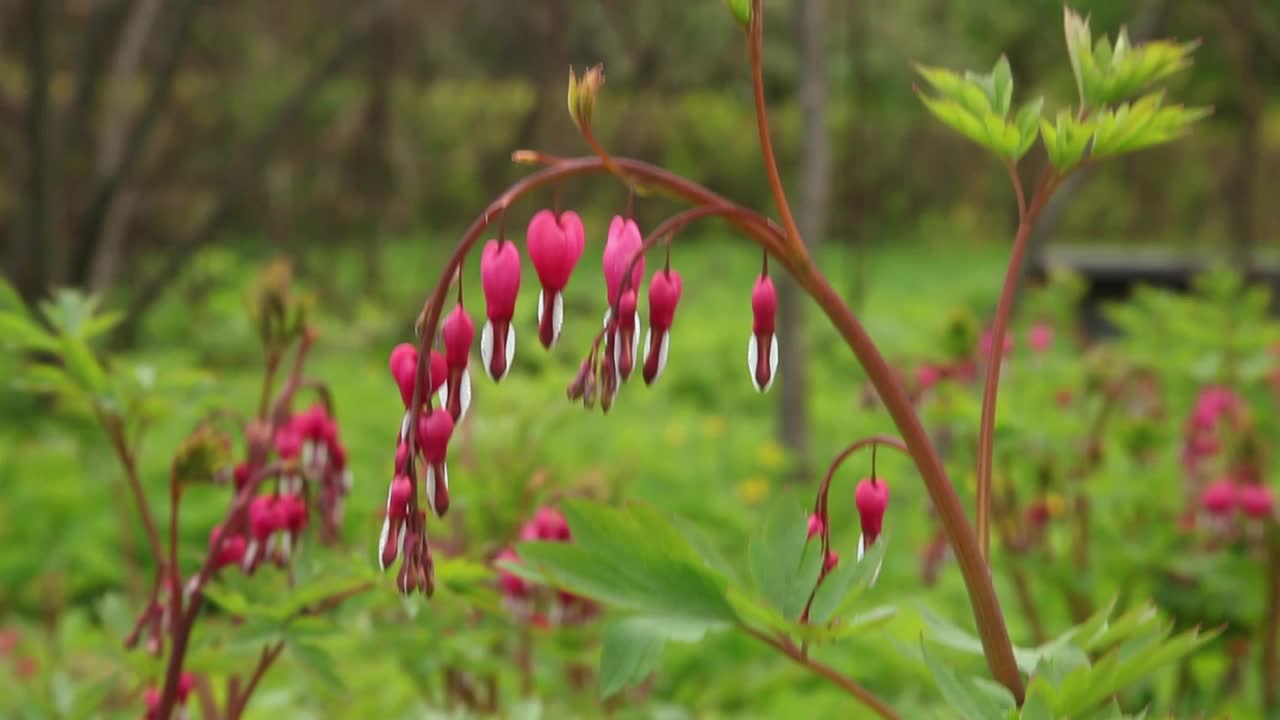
[1027, 245, 1280, 335]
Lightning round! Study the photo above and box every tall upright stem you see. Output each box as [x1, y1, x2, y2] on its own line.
[975, 179, 1052, 563]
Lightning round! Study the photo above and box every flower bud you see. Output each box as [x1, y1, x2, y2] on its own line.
[747, 273, 778, 392]
[1239, 483, 1274, 520]
[441, 305, 474, 422]
[806, 514, 824, 540]
[417, 408, 455, 517]
[855, 476, 889, 548]
[1200, 478, 1237, 517]
[480, 239, 522, 382]
[643, 270, 682, 385]
[527, 209, 585, 348]
[1028, 322, 1054, 353]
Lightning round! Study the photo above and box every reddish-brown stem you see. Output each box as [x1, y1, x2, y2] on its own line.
[155, 461, 281, 716]
[741, 625, 900, 719]
[795, 264, 1024, 702]
[257, 350, 281, 420]
[98, 411, 165, 576]
[747, 0, 805, 253]
[1005, 161, 1027, 218]
[227, 642, 285, 719]
[975, 174, 1055, 564]
[409, 152, 1022, 701]
[168, 471, 182, 625]
[1262, 521, 1280, 711]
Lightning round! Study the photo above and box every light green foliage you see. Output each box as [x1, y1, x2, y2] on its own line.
[919, 7, 1205, 172]
[915, 56, 1042, 162]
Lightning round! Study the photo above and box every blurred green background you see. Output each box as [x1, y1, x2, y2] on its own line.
[2, 0, 1280, 718]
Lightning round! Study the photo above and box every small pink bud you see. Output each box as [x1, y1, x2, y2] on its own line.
[417, 409, 455, 517]
[1200, 479, 1237, 516]
[527, 209, 585, 348]
[389, 343, 419, 407]
[916, 364, 942, 393]
[521, 506, 571, 542]
[614, 290, 639, 381]
[980, 329, 1014, 360]
[1028, 322, 1054, 353]
[280, 494, 308, 533]
[643, 270, 682, 385]
[748, 273, 778, 392]
[855, 477, 889, 545]
[209, 525, 246, 570]
[806, 514, 824, 540]
[1024, 502, 1051, 529]
[495, 548, 528, 597]
[233, 462, 253, 491]
[823, 550, 840, 573]
[1239, 484, 1275, 520]
[480, 239, 522, 382]
[143, 687, 160, 715]
[441, 306, 474, 422]
[178, 672, 195, 704]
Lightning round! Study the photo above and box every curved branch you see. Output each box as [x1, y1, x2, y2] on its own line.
[740, 625, 900, 719]
[747, 0, 805, 255]
[811, 434, 910, 551]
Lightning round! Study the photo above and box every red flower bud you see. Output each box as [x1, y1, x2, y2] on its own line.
[854, 476, 889, 547]
[823, 549, 840, 574]
[1239, 483, 1275, 520]
[209, 524, 247, 570]
[526, 209, 585, 348]
[441, 305, 474, 422]
[495, 548, 528, 598]
[643, 270, 682, 385]
[748, 273, 778, 392]
[1200, 478, 1237, 517]
[806, 514, 824, 540]
[249, 496, 277, 541]
[480, 239, 522, 382]
[614, 289, 640, 382]
[1028, 322, 1054, 353]
[417, 408, 455, 517]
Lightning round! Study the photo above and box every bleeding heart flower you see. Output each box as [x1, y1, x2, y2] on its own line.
[806, 513, 824, 541]
[747, 273, 778, 392]
[379, 474, 413, 570]
[1200, 478, 1237, 517]
[602, 215, 645, 305]
[855, 476, 889, 555]
[1239, 484, 1275, 520]
[495, 548, 528, 598]
[643, 269, 682, 385]
[417, 408, 455, 517]
[1028, 322, 1054, 353]
[613, 289, 641, 381]
[440, 305, 474, 422]
[480, 239, 521, 382]
[526, 210, 585, 348]
[209, 525, 246, 571]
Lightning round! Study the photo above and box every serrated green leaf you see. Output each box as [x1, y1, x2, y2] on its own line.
[1064, 7, 1093, 105]
[599, 618, 667, 699]
[922, 641, 1016, 720]
[808, 535, 888, 624]
[60, 335, 106, 394]
[1020, 679, 1055, 720]
[1014, 97, 1044, 160]
[748, 498, 821, 621]
[0, 311, 58, 353]
[992, 55, 1014, 117]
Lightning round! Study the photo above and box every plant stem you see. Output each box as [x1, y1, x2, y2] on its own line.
[1262, 521, 1280, 712]
[975, 180, 1053, 564]
[99, 411, 166, 575]
[227, 642, 285, 719]
[747, 0, 805, 252]
[742, 625, 900, 719]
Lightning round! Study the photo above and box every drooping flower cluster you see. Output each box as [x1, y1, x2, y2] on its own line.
[805, 472, 891, 605]
[1181, 385, 1242, 478]
[215, 404, 352, 575]
[494, 506, 597, 627]
[381, 207, 793, 593]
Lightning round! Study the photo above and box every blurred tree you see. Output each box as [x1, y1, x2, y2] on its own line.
[778, 0, 833, 481]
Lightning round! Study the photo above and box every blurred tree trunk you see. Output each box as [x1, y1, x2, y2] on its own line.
[118, 0, 405, 342]
[17, 0, 50, 302]
[778, 0, 831, 482]
[358, 11, 397, 294]
[89, 0, 164, 293]
[1222, 0, 1263, 275]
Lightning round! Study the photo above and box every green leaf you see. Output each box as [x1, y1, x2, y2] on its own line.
[288, 638, 346, 690]
[991, 55, 1014, 117]
[599, 618, 668, 699]
[723, 0, 750, 28]
[0, 311, 58, 353]
[1063, 7, 1092, 105]
[519, 502, 742, 625]
[922, 640, 1016, 720]
[747, 498, 822, 620]
[1040, 111, 1095, 170]
[808, 535, 888, 624]
[60, 335, 106, 395]
[1013, 97, 1044, 160]
[1020, 679, 1055, 720]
